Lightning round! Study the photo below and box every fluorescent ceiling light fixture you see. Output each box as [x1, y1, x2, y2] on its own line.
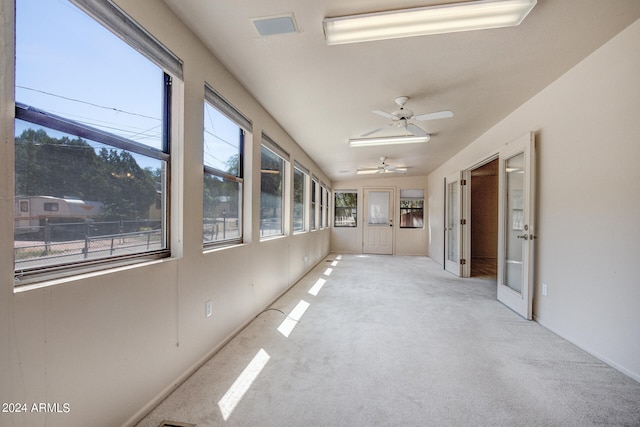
[349, 135, 430, 147]
[323, 0, 537, 45]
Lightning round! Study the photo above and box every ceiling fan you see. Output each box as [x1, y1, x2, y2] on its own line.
[362, 96, 453, 137]
[357, 157, 408, 175]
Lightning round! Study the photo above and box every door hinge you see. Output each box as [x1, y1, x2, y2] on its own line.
[460, 179, 467, 186]
[460, 259, 466, 265]
[460, 219, 467, 225]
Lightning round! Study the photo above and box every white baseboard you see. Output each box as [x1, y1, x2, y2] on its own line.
[534, 315, 640, 384]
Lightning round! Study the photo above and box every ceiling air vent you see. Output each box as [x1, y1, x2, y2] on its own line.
[251, 14, 298, 36]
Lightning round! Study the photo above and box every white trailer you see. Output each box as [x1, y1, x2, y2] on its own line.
[14, 196, 104, 234]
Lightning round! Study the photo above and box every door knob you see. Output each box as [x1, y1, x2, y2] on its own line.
[517, 234, 529, 240]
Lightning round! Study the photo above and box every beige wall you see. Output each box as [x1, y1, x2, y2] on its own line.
[0, 0, 331, 426]
[428, 18, 640, 381]
[331, 175, 428, 256]
[2, 1, 638, 425]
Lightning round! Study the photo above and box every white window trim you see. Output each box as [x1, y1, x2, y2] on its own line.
[70, 0, 183, 79]
[293, 163, 308, 234]
[13, 0, 179, 285]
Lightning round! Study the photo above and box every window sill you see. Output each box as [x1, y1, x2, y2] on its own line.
[13, 257, 175, 293]
[203, 242, 247, 254]
[259, 234, 286, 243]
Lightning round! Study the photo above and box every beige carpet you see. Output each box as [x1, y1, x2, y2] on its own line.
[136, 254, 640, 426]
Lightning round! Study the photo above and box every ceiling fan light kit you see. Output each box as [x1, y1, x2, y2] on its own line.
[323, 0, 537, 45]
[349, 135, 430, 147]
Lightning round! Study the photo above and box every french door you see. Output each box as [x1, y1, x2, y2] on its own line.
[363, 188, 394, 254]
[496, 132, 536, 319]
[444, 172, 463, 276]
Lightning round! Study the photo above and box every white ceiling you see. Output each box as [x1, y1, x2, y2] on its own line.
[162, 0, 640, 181]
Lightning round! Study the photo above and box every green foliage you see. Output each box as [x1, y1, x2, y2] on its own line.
[203, 154, 241, 222]
[335, 192, 357, 207]
[293, 169, 306, 230]
[203, 174, 239, 219]
[260, 147, 284, 221]
[400, 199, 424, 208]
[226, 153, 240, 176]
[15, 127, 159, 220]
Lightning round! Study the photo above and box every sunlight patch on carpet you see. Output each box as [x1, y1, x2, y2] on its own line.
[277, 300, 310, 337]
[218, 348, 270, 421]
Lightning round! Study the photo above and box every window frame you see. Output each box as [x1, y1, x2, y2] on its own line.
[311, 177, 318, 231]
[260, 133, 289, 239]
[293, 162, 308, 234]
[399, 189, 425, 229]
[319, 185, 326, 229]
[321, 184, 330, 229]
[13, 0, 179, 284]
[334, 190, 358, 228]
[203, 84, 250, 248]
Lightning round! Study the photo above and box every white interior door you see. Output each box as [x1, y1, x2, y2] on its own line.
[444, 172, 463, 276]
[363, 188, 394, 254]
[497, 132, 536, 319]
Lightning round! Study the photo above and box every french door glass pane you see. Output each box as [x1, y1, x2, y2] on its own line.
[447, 182, 459, 262]
[504, 152, 525, 293]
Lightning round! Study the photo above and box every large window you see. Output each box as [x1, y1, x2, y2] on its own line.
[319, 185, 326, 229]
[400, 189, 425, 228]
[293, 164, 308, 233]
[203, 85, 250, 246]
[311, 178, 318, 231]
[322, 186, 330, 229]
[334, 191, 357, 227]
[14, 0, 180, 282]
[260, 134, 288, 238]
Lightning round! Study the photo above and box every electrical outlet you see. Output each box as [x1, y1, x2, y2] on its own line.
[205, 300, 213, 318]
[542, 284, 547, 296]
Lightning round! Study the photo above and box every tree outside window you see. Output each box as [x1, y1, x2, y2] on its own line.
[334, 191, 357, 227]
[293, 167, 307, 232]
[260, 146, 285, 237]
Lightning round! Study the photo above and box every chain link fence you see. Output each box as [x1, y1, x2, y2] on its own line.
[14, 219, 163, 270]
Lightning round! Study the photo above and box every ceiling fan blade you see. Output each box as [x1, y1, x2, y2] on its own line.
[372, 109, 397, 120]
[406, 123, 428, 137]
[413, 110, 454, 121]
[361, 127, 385, 137]
[361, 122, 394, 137]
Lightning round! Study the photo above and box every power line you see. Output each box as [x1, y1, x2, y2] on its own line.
[17, 85, 161, 121]
[204, 129, 239, 150]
